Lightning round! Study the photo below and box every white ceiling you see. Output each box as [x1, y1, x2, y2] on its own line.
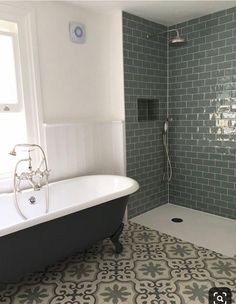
[73, 0, 236, 26]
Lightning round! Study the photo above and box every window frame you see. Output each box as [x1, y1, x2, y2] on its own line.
[0, 3, 44, 192]
[0, 29, 23, 112]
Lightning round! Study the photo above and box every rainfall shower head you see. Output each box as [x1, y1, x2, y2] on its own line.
[146, 28, 186, 45]
[169, 29, 185, 45]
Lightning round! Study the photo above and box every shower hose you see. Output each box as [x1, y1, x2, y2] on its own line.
[162, 131, 172, 182]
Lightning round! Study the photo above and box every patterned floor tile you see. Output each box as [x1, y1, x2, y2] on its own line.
[62, 261, 99, 283]
[132, 242, 166, 260]
[101, 242, 133, 260]
[131, 230, 160, 244]
[164, 242, 199, 260]
[52, 281, 97, 304]
[176, 279, 215, 304]
[211, 277, 236, 302]
[168, 258, 210, 281]
[96, 281, 135, 304]
[134, 279, 183, 304]
[203, 257, 236, 280]
[13, 284, 55, 304]
[134, 259, 171, 281]
[97, 259, 135, 282]
[0, 221, 235, 304]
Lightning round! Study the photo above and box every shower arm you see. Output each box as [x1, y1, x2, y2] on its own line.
[146, 28, 180, 39]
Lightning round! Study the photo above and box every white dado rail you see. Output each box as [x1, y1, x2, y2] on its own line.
[44, 121, 126, 182]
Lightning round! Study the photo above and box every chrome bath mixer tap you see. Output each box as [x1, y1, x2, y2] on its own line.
[10, 144, 50, 193]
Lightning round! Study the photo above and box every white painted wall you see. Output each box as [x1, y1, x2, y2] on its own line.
[0, 1, 126, 193]
[9, 1, 125, 123]
[35, 2, 124, 123]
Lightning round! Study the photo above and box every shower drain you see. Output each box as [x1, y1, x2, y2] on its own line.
[171, 218, 183, 223]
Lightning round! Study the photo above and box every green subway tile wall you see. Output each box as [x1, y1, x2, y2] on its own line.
[169, 7, 236, 219]
[123, 7, 236, 220]
[123, 12, 168, 218]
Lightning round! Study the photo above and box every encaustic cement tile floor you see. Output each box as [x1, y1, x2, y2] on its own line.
[0, 222, 236, 304]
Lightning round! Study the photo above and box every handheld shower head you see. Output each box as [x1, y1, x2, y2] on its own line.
[163, 120, 168, 133]
[9, 144, 33, 157]
[9, 150, 16, 156]
[163, 117, 173, 134]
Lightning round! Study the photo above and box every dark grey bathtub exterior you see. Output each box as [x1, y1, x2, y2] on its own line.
[0, 196, 128, 283]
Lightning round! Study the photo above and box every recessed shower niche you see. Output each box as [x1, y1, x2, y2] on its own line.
[137, 98, 159, 122]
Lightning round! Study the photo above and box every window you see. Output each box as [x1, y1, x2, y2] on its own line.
[0, 20, 27, 178]
[0, 21, 22, 111]
[0, 6, 43, 192]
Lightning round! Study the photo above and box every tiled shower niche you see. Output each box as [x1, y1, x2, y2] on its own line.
[137, 98, 159, 121]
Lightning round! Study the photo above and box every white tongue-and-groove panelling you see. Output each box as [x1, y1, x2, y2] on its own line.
[44, 121, 126, 182]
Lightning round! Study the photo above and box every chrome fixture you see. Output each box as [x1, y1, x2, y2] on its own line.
[10, 144, 50, 192]
[10, 144, 50, 219]
[162, 117, 173, 183]
[147, 28, 185, 45]
[168, 29, 185, 44]
[146, 29, 183, 183]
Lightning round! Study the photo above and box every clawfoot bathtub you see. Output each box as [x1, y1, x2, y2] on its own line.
[0, 175, 139, 282]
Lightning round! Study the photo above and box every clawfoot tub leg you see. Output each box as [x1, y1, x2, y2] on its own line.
[110, 223, 124, 254]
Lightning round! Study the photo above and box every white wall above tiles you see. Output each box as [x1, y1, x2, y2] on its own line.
[33, 2, 124, 123]
[4, 1, 124, 123]
[44, 121, 126, 182]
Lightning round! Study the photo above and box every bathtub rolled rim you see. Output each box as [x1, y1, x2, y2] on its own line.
[0, 174, 139, 238]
